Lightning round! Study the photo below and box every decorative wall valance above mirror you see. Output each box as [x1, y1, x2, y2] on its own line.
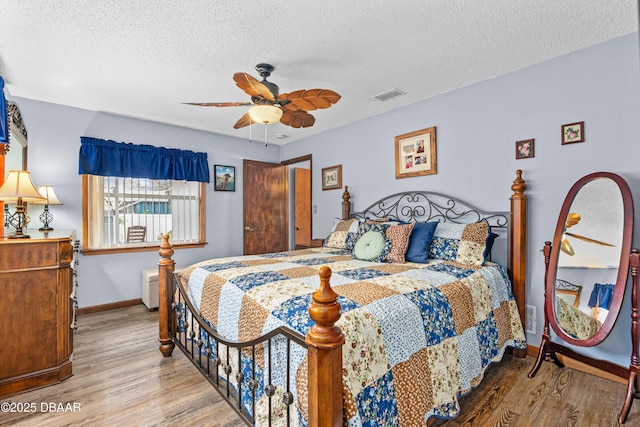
[528, 171, 636, 423]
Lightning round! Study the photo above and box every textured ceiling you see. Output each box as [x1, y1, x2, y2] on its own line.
[1, 1, 638, 145]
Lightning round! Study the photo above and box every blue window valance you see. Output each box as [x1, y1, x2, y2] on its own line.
[79, 137, 210, 183]
[588, 283, 615, 310]
[0, 76, 8, 144]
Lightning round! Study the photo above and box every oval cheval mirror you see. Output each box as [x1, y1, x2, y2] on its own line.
[528, 171, 636, 423]
[551, 172, 633, 346]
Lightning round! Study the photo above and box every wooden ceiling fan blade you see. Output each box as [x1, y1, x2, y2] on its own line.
[280, 109, 315, 128]
[565, 213, 581, 228]
[233, 112, 252, 129]
[565, 232, 615, 247]
[183, 102, 253, 107]
[561, 238, 575, 256]
[278, 89, 341, 111]
[233, 72, 275, 101]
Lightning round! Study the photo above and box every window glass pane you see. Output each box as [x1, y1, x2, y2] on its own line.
[84, 175, 202, 250]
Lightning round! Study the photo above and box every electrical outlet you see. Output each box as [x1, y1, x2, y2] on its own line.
[525, 305, 536, 334]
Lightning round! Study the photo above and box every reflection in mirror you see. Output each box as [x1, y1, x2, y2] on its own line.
[554, 177, 625, 340]
[5, 103, 28, 171]
[2, 103, 28, 228]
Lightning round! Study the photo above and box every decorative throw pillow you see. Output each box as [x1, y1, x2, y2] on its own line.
[324, 218, 360, 249]
[345, 222, 388, 250]
[345, 223, 391, 262]
[351, 228, 391, 262]
[405, 221, 438, 263]
[428, 221, 489, 266]
[385, 222, 415, 263]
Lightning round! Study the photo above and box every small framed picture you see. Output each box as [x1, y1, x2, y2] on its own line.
[322, 164, 342, 190]
[395, 126, 437, 179]
[214, 165, 235, 191]
[515, 139, 535, 159]
[562, 121, 585, 145]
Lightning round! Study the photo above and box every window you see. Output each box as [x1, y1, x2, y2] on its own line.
[78, 136, 209, 254]
[82, 175, 205, 253]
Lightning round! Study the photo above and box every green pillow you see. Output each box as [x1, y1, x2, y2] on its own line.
[352, 230, 391, 262]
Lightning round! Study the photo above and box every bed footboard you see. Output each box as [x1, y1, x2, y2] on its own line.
[170, 271, 307, 424]
[158, 236, 344, 426]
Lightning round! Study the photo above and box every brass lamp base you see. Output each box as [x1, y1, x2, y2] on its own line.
[6, 204, 31, 239]
[8, 232, 31, 239]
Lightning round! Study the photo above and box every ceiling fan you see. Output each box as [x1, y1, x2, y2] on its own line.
[561, 212, 615, 256]
[184, 63, 341, 129]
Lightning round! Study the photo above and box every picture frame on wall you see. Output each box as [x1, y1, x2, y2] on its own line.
[214, 165, 235, 191]
[562, 121, 585, 145]
[395, 126, 437, 179]
[321, 164, 342, 190]
[515, 139, 535, 159]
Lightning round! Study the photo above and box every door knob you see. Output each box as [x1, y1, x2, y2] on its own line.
[295, 226, 301, 230]
[244, 226, 253, 232]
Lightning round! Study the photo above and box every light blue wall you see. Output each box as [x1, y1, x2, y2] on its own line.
[9, 97, 279, 308]
[282, 33, 640, 366]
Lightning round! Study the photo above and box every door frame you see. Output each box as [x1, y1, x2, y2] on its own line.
[281, 154, 312, 250]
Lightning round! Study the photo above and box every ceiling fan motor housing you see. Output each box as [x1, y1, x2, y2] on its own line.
[255, 63, 280, 98]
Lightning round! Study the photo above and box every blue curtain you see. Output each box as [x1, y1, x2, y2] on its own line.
[588, 283, 615, 310]
[0, 76, 8, 144]
[78, 137, 210, 183]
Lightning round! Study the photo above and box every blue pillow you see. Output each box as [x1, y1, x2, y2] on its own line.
[405, 221, 438, 263]
[483, 231, 499, 262]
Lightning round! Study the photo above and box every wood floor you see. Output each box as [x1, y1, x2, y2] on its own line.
[2, 305, 638, 426]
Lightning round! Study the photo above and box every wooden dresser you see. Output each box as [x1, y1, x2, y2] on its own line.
[0, 229, 76, 397]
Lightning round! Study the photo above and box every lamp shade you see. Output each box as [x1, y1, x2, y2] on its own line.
[0, 170, 45, 202]
[32, 185, 63, 205]
[248, 105, 283, 124]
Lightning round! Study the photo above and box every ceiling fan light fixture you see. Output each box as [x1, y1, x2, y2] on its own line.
[248, 105, 283, 124]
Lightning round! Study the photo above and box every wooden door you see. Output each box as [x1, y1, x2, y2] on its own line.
[294, 168, 311, 248]
[243, 159, 288, 255]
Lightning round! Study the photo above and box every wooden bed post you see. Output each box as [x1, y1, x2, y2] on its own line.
[306, 266, 345, 427]
[158, 234, 175, 357]
[342, 186, 351, 220]
[510, 170, 527, 357]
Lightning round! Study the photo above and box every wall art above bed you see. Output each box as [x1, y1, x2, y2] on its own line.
[395, 126, 437, 179]
[562, 121, 585, 145]
[516, 138, 535, 159]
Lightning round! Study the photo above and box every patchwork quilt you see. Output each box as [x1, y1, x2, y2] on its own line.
[176, 247, 526, 426]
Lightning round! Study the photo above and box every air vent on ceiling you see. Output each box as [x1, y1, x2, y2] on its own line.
[373, 88, 406, 102]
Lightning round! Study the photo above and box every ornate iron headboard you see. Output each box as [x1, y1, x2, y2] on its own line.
[350, 190, 509, 229]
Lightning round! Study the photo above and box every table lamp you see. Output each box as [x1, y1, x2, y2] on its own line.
[32, 185, 63, 231]
[0, 170, 45, 238]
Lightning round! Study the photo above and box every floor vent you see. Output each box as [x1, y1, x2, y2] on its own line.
[525, 305, 537, 334]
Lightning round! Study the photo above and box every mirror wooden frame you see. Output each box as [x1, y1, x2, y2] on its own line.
[548, 172, 634, 346]
[529, 172, 634, 397]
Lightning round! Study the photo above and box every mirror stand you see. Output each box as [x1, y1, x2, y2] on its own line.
[528, 241, 629, 375]
[530, 243, 640, 424]
[619, 249, 640, 424]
